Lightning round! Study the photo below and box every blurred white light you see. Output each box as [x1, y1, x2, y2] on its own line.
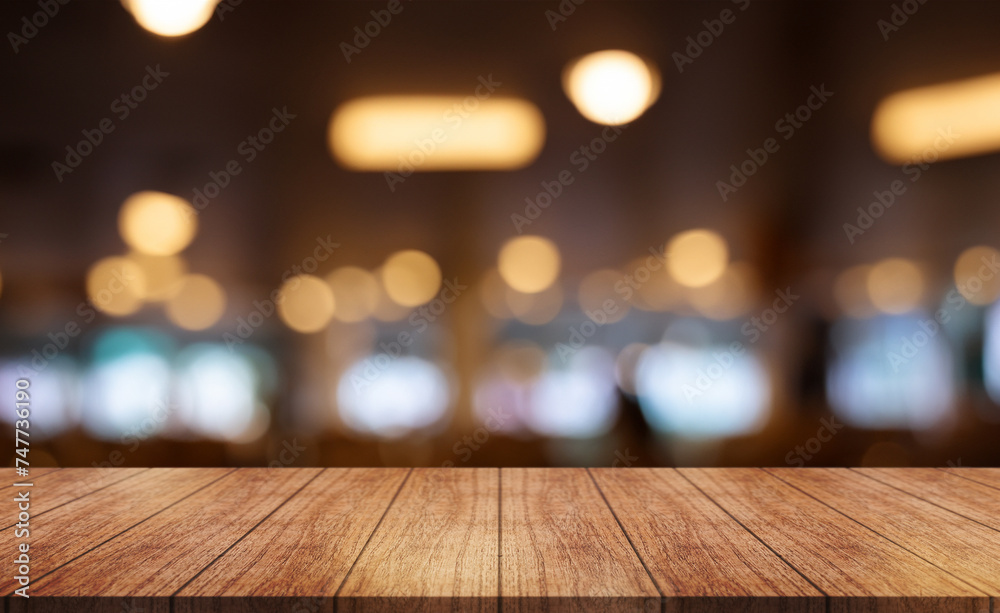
[0, 359, 78, 439]
[635, 342, 770, 438]
[827, 316, 954, 430]
[83, 352, 171, 441]
[176, 345, 261, 441]
[337, 356, 449, 438]
[526, 347, 618, 438]
[563, 50, 660, 125]
[123, 0, 219, 37]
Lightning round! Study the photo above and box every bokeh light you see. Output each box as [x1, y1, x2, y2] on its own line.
[122, 0, 219, 37]
[327, 266, 380, 322]
[498, 235, 560, 294]
[86, 256, 147, 316]
[330, 96, 545, 171]
[563, 50, 660, 125]
[118, 191, 198, 256]
[176, 344, 265, 442]
[165, 274, 226, 331]
[380, 250, 442, 307]
[337, 356, 450, 438]
[278, 274, 336, 333]
[867, 257, 924, 314]
[127, 252, 186, 302]
[954, 245, 1000, 305]
[666, 229, 729, 288]
[636, 341, 771, 438]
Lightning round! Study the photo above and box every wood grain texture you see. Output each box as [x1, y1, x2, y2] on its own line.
[941, 467, 1000, 490]
[1, 468, 231, 596]
[767, 468, 1000, 595]
[501, 468, 659, 613]
[336, 468, 497, 613]
[12, 468, 321, 613]
[175, 468, 408, 613]
[3, 468, 147, 529]
[680, 468, 988, 613]
[591, 468, 824, 613]
[855, 468, 1000, 534]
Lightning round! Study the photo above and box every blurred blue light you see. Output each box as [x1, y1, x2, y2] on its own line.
[827, 315, 955, 429]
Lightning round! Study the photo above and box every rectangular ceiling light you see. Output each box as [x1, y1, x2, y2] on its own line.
[872, 72, 1000, 164]
[329, 96, 545, 172]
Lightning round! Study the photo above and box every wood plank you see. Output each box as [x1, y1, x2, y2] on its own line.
[501, 467, 659, 613]
[591, 468, 824, 613]
[767, 468, 1000, 595]
[680, 468, 988, 613]
[941, 467, 1000, 490]
[3, 468, 147, 529]
[175, 468, 409, 613]
[1, 468, 232, 596]
[336, 468, 496, 613]
[855, 468, 1000, 532]
[13, 468, 321, 613]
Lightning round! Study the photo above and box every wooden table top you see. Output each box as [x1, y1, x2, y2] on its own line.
[5, 467, 1000, 612]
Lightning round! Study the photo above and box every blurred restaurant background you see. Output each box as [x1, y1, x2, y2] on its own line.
[3, 0, 1000, 468]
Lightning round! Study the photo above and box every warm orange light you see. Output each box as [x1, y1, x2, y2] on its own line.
[165, 274, 226, 330]
[867, 258, 924, 315]
[127, 252, 186, 302]
[498, 236, 560, 294]
[326, 266, 380, 323]
[380, 250, 442, 307]
[872, 73, 1000, 163]
[123, 0, 219, 37]
[954, 246, 1000, 306]
[563, 50, 660, 125]
[666, 229, 729, 288]
[278, 274, 336, 333]
[119, 191, 197, 256]
[329, 96, 545, 171]
[86, 256, 147, 316]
